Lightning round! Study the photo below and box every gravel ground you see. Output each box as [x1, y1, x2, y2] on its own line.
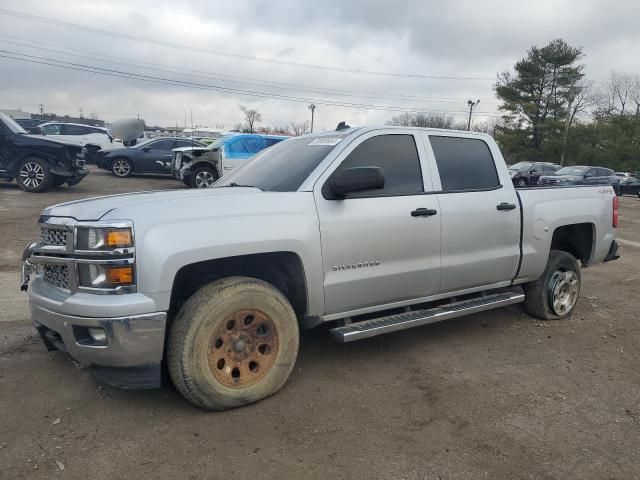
[1, 168, 639, 479]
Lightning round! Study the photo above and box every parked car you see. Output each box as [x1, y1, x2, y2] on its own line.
[0, 113, 88, 192]
[508, 161, 560, 186]
[619, 177, 640, 197]
[21, 126, 619, 409]
[539, 165, 621, 194]
[614, 172, 632, 184]
[39, 122, 116, 151]
[96, 137, 205, 177]
[172, 133, 288, 188]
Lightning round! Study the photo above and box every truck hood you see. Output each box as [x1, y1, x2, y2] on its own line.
[41, 187, 262, 221]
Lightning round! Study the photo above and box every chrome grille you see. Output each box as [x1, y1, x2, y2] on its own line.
[40, 227, 68, 247]
[43, 264, 70, 290]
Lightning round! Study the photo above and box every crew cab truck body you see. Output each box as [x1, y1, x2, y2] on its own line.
[22, 126, 619, 409]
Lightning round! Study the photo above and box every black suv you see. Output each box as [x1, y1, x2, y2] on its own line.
[508, 161, 560, 186]
[0, 113, 88, 192]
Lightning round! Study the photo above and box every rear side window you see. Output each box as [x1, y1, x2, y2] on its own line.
[149, 140, 175, 151]
[244, 138, 266, 154]
[429, 136, 500, 192]
[334, 134, 423, 196]
[265, 138, 284, 147]
[227, 139, 248, 154]
[597, 168, 613, 177]
[63, 125, 89, 135]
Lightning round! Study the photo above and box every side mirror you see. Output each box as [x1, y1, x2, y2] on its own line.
[142, 147, 150, 152]
[328, 167, 385, 198]
[530, 169, 538, 174]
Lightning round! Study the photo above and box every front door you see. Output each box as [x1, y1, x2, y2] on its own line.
[425, 134, 520, 293]
[314, 131, 441, 317]
[138, 139, 176, 173]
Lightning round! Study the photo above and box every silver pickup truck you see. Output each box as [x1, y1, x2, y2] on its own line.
[21, 126, 620, 410]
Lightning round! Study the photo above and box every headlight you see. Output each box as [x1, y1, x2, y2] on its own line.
[77, 263, 134, 288]
[77, 227, 133, 250]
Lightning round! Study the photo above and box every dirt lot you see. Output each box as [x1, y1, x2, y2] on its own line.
[1, 168, 639, 479]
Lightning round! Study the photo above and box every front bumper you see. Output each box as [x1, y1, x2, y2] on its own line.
[31, 302, 166, 389]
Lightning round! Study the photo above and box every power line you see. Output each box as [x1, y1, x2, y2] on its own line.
[0, 50, 502, 117]
[0, 7, 497, 81]
[0, 34, 499, 105]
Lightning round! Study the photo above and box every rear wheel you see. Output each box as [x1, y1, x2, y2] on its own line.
[192, 165, 218, 188]
[16, 157, 54, 193]
[168, 277, 300, 410]
[523, 250, 581, 320]
[111, 158, 133, 177]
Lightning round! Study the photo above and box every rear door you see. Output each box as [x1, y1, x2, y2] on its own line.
[314, 130, 441, 317]
[424, 133, 520, 293]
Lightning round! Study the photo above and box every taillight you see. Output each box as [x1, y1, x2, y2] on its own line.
[612, 195, 619, 228]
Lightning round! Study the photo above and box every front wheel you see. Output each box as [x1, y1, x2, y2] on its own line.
[168, 277, 300, 410]
[192, 165, 218, 188]
[523, 250, 581, 320]
[16, 157, 54, 193]
[111, 158, 133, 177]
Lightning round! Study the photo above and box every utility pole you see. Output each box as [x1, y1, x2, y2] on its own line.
[39, 103, 44, 118]
[560, 89, 577, 167]
[308, 104, 316, 133]
[467, 99, 480, 131]
[79, 107, 84, 119]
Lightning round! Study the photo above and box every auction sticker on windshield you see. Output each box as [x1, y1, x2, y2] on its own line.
[309, 138, 343, 146]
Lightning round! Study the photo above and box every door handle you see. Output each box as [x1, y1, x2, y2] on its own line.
[496, 202, 517, 211]
[411, 208, 438, 217]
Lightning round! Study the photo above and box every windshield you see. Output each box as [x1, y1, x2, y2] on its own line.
[509, 162, 533, 172]
[0, 113, 28, 134]
[556, 166, 587, 175]
[216, 134, 348, 191]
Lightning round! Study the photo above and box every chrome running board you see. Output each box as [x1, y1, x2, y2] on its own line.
[330, 291, 525, 342]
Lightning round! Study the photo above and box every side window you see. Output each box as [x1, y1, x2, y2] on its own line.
[42, 124, 61, 135]
[429, 136, 500, 191]
[333, 134, 423, 196]
[227, 139, 248, 154]
[244, 138, 266, 154]
[543, 165, 556, 172]
[265, 138, 284, 147]
[584, 168, 596, 177]
[598, 168, 612, 177]
[62, 125, 89, 135]
[175, 139, 198, 148]
[148, 140, 175, 151]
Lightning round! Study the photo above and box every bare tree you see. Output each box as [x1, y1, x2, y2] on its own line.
[289, 120, 309, 136]
[239, 105, 261, 133]
[387, 112, 463, 129]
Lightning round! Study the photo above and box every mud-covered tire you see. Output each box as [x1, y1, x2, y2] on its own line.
[168, 277, 300, 410]
[523, 250, 581, 320]
[16, 157, 55, 193]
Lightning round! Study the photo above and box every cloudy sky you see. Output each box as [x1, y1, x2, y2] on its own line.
[0, 0, 639, 130]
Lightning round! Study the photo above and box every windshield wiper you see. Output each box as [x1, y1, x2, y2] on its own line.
[220, 182, 263, 190]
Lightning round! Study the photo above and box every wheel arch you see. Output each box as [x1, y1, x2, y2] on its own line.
[192, 160, 220, 178]
[169, 251, 308, 324]
[550, 222, 595, 266]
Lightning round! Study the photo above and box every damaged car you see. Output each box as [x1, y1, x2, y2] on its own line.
[172, 133, 288, 188]
[0, 113, 88, 192]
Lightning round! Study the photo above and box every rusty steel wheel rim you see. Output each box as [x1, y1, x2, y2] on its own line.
[208, 309, 279, 388]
